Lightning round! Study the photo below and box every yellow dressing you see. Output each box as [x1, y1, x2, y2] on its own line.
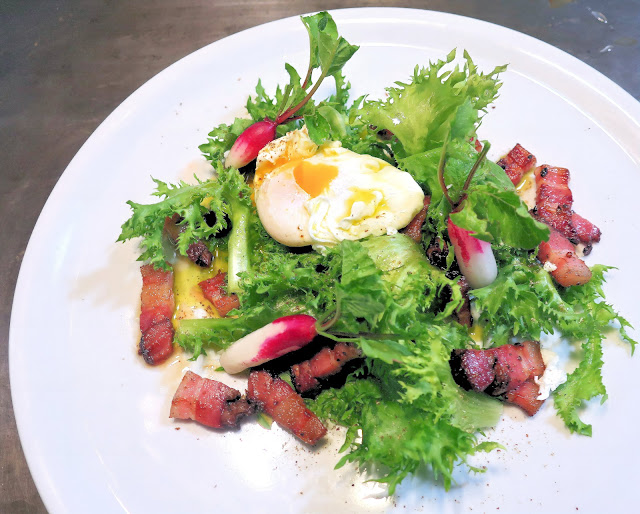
[516, 170, 535, 193]
[293, 160, 339, 197]
[172, 249, 228, 325]
[344, 187, 386, 221]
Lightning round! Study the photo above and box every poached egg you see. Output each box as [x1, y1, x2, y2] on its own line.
[254, 127, 424, 250]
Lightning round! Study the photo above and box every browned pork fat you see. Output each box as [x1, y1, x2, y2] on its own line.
[170, 371, 254, 428]
[537, 228, 592, 287]
[450, 341, 546, 415]
[139, 264, 175, 365]
[199, 271, 240, 317]
[291, 342, 362, 394]
[247, 371, 327, 445]
[533, 165, 601, 247]
[401, 196, 431, 243]
[497, 143, 537, 186]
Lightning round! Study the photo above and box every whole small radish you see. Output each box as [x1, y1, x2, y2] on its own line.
[439, 140, 498, 289]
[447, 218, 497, 289]
[225, 119, 278, 169]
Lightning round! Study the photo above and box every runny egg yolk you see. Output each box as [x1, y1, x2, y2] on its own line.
[293, 161, 339, 198]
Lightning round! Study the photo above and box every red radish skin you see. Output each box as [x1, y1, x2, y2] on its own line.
[447, 218, 498, 289]
[219, 314, 318, 374]
[225, 119, 278, 169]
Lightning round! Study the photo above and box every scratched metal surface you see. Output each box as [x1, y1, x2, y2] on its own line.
[1, 0, 637, 512]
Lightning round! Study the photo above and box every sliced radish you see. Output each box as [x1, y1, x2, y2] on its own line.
[219, 314, 318, 374]
[447, 217, 498, 289]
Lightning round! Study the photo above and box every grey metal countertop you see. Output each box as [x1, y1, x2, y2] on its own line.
[1, 1, 638, 512]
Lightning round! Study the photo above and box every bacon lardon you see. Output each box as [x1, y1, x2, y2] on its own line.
[571, 212, 601, 249]
[533, 165, 601, 246]
[291, 342, 362, 394]
[449, 340, 547, 415]
[170, 371, 254, 428]
[401, 196, 431, 243]
[247, 371, 327, 445]
[533, 165, 577, 241]
[505, 381, 545, 417]
[497, 143, 537, 186]
[139, 264, 175, 365]
[531, 164, 601, 284]
[199, 271, 240, 317]
[537, 228, 592, 287]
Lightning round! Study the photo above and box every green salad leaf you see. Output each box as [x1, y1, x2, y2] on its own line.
[117, 166, 250, 272]
[360, 49, 505, 158]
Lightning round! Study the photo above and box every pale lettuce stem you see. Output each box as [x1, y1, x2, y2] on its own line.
[227, 201, 250, 294]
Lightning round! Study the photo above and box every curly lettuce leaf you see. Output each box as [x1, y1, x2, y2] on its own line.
[312, 364, 501, 493]
[360, 49, 505, 157]
[117, 165, 253, 276]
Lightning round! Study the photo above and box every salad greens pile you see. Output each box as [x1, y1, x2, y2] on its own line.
[118, 12, 634, 493]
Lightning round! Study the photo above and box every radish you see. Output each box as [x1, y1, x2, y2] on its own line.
[439, 138, 498, 289]
[224, 12, 358, 169]
[225, 119, 278, 169]
[447, 218, 497, 289]
[219, 314, 318, 374]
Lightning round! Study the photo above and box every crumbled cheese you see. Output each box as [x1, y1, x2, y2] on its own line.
[543, 261, 558, 272]
[534, 348, 567, 401]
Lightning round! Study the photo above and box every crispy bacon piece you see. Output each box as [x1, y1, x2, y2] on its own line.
[291, 343, 362, 394]
[163, 214, 213, 267]
[497, 143, 537, 186]
[199, 271, 240, 317]
[506, 381, 545, 417]
[139, 264, 175, 365]
[571, 212, 601, 249]
[170, 371, 254, 428]
[538, 228, 592, 287]
[247, 371, 327, 445]
[401, 196, 431, 243]
[533, 165, 601, 246]
[532, 164, 600, 284]
[450, 341, 546, 415]
[534, 165, 577, 240]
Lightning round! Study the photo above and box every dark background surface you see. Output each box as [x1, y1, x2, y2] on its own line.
[1, 1, 638, 512]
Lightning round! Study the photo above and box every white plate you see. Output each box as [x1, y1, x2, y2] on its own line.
[10, 8, 640, 513]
